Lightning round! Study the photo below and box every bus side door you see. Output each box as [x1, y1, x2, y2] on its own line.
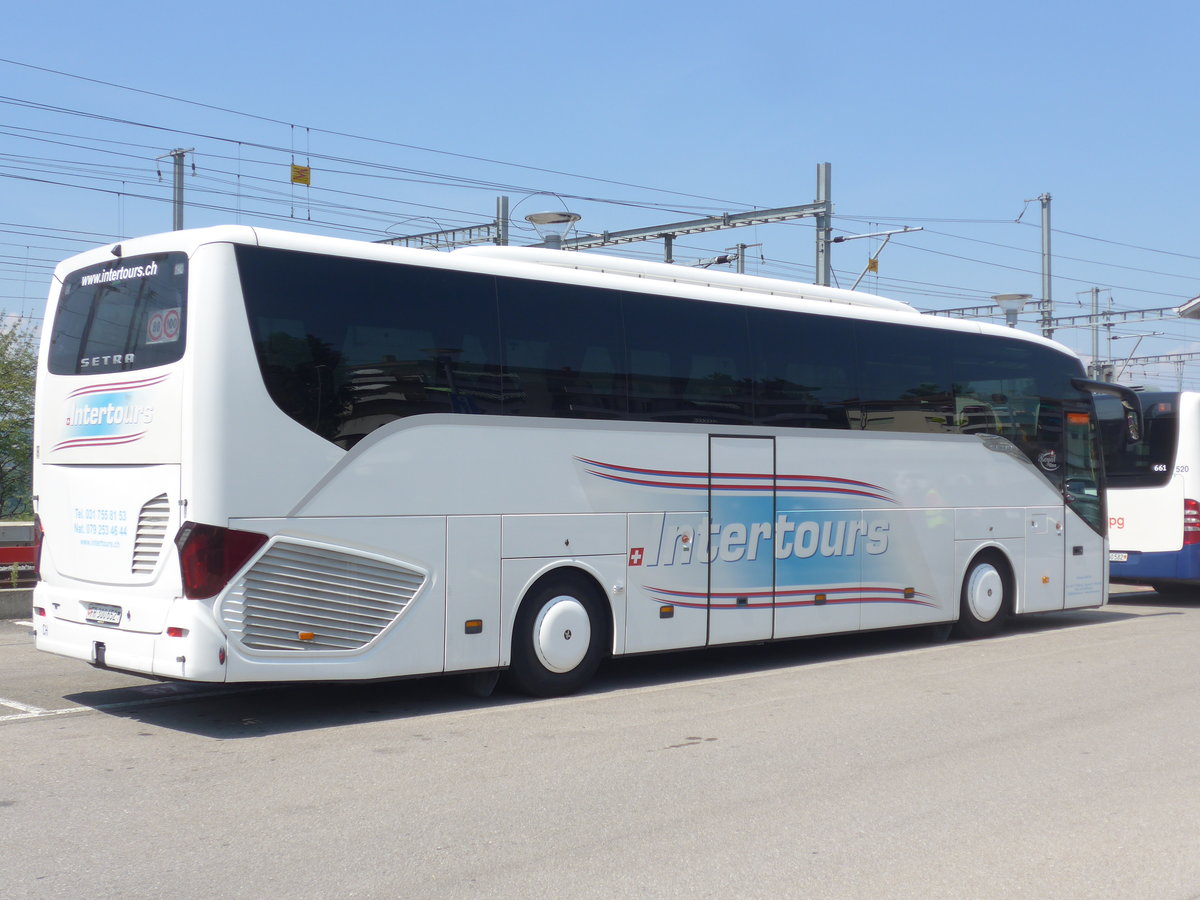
[708, 436, 776, 645]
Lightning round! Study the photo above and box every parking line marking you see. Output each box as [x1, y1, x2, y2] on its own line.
[0, 705, 86, 723]
[0, 696, 75, 720]
[0, 696, 54, 714]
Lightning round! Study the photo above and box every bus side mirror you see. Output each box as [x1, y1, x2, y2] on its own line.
[1071, 377, 1143, 444]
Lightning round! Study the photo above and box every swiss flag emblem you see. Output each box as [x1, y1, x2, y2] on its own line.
[628, 547, 645, 566]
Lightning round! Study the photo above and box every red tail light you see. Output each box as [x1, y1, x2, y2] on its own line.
[1184, 499, 1200, 546]
[174, 521, 267, 599]
[32, 514, 43, 581]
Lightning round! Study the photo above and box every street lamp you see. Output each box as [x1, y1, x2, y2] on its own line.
[525, 211, 581, 250]
[992, 293, 1032, 328]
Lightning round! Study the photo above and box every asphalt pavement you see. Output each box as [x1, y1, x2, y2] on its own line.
[2, 587, 1198, 898]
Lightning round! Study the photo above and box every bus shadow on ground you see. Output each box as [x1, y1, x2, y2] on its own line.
[1108, 590, 1200, 609]
[64, 604, 1146, 740]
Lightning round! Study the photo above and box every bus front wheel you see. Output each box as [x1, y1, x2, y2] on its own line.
[953, 552, 1011, 639]
[507, 575, 607, 697]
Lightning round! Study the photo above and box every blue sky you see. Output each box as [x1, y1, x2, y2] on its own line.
[4, 0, 1200, 386]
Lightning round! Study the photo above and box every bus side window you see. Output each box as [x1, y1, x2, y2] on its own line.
[496, 279, 626, 420]
[572, 345, 622, 417]
[628, 348, 674, 418]
[623, 293, 749, 424]
[684, 354, 751, 424]
[854, 321, 953, 434]
[748, 307, 855, 429]
[502, 337, 553, 417]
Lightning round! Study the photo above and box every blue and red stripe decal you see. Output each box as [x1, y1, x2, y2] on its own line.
[52, 432, 147, 452]
[65, 373, 169, 400]
[577, 457, 895, 503]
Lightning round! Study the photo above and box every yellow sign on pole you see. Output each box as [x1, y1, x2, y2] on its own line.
[866, 257, 879, 273]
[290, 164, 312, 186]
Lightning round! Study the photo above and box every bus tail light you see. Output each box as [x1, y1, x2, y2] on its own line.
[174, 522, 268, 599]
[1184, 500, 1200, 546]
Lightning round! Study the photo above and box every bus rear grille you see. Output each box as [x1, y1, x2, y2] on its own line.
[131, 493, 171, 575]
[224, 542, 425, 651]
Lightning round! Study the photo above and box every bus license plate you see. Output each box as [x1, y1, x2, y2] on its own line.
[1109, 552, 1129, 563]
[85, 603, 122, 625]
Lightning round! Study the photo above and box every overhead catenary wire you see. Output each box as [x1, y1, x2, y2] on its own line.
[2, 56, 1198, 388]
[2, 60, 1194, 290]
[0, 112, 732, 223]
[5, 81, 1193, 310]
[0, 58, 757, 210]
[838, 215, 1200, 282]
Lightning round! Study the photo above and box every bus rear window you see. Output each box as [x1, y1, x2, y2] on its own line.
[47, 252, 188, 375]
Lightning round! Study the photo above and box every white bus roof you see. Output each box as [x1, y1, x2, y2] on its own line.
[455, 245, 916, 313]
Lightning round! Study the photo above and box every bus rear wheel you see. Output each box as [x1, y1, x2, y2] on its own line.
[953, 552, 1011, 639]
[507, 575, 607, 697]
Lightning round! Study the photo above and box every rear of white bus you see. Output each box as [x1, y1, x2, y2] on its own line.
[33, 233, 215, 679]
[1105, 391, 1200, 592]
[32, 227, 446, 684]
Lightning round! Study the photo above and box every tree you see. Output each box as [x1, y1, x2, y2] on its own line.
[0, 315, 36, 520]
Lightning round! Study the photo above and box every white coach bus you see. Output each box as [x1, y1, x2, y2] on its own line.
[31, 226, 1136, 695]
[1103, 390, 1200, 594]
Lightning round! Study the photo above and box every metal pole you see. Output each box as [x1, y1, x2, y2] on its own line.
[815, 163, 832, 286]
[172, 149, 186, 231]
[1039, 193, 1052, 338]
[496, 195, 509, 246]
[664, 233, 674, 264]
[1105, 293, 1114, 380]
[158, 148, 193, 231]
[1090, 287, 1100, 377]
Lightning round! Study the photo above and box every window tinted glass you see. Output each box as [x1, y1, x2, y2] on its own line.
[626, 294, 751, 424]
[237, 246, 501, 448]
[49, 252, 187, 375]
[497, 278, 627, 419]
[952, 337, 1036, 440]
[951, 332, 1086, 487]
[749, 307, 855, 428]
[234, 242, 1092, 492]
[853, 321, 953, 432]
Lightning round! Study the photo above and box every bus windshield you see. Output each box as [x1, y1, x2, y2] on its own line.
[1099, 391, 1177, 488]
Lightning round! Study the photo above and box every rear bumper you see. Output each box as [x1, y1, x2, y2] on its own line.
[1110, 543, 1200, 586]
[33, 600, 229, 682]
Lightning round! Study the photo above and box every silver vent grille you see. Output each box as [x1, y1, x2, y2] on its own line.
[131, 493, 171, 575]
[224, 541, 425, 652]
